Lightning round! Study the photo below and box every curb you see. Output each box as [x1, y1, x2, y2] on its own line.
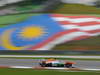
[0, 66, 100, 71]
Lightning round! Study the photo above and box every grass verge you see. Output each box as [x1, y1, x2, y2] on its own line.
[0, 69, 99, 75]
[0, 13, 38, 27]
[0, 57, 100, 61]
[51, 4, 100, 14]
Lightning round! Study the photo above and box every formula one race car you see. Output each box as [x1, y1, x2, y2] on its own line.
[39, 58, 76, 68]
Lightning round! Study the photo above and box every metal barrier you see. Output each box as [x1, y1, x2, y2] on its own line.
[0, 50, 100, 55]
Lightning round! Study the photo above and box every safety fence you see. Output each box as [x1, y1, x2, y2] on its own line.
[0, 50, 100, 55]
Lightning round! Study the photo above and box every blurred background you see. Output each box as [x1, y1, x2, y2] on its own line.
[0, 0, 100, 53]
[0, 0, 100, 14]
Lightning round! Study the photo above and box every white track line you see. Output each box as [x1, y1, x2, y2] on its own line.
[0, 55, 100, 59]
[82, 68, 100, 71]
[10, 66, 33, 69]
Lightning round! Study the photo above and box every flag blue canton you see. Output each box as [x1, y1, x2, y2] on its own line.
[0, 14, 64, 50]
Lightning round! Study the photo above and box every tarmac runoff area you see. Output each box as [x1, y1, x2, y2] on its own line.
[0, 58, 100, 71]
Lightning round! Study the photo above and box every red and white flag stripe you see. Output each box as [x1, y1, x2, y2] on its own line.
[33, 14, 100, 50]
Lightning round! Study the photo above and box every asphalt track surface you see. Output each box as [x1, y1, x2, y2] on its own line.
[0, 58, 100, 69]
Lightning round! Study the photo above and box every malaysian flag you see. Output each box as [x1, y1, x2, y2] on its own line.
[30, 14, 100, 50]
[0, 14, 99, 50]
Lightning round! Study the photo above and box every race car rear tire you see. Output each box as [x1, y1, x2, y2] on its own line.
[65, 64, 73, 68]
[40, 63, 46, 67]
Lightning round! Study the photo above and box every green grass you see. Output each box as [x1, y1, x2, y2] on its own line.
[51, 4, 100, 14]
[15, 5, 42, 12]
[0, 69, 99, 75]
[0, 13, 38, 27]
[0, 57, 100, 61]
[53, 36, 100, 50]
